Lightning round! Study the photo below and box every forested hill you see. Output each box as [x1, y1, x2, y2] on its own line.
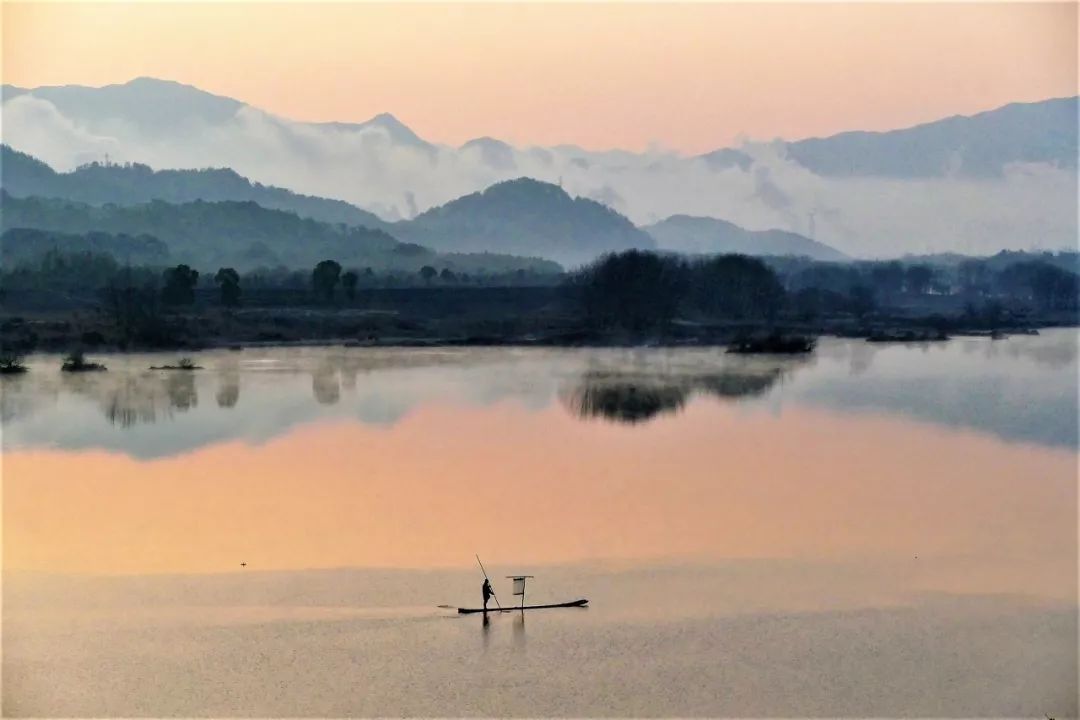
[0, 145, 392, 231]
[392, 177, 655, 268]
[644, 215, 848, 261]
[0, 192, 562, 275]
[2, 227, 170, 267]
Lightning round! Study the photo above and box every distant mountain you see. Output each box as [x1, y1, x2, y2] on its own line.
[695, 148, 754, 172]
[644, 215, 848, 262]
[11, 77, 1071, 182]
[0, 145, 391, 230]
[2, 77, 1076, 256]
[3, 77, 243, 140]
[392, 178, 655, 267]
[0, 192, 562, 275]
[318, 112, 435, 153]
[900, 249, 1080, 274]
[784, 96, 1078, 178]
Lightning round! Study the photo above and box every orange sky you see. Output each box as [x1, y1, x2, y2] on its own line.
[2, 2, 1076, 152]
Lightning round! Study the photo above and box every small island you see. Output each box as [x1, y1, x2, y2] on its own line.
[727, 333, 816, 355]
[150, 357, 203, 370]
[0, 353, 28, 374]
[61, 350, 107, 372]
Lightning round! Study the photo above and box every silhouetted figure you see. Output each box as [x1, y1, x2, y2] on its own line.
[482, 578, 495, 612]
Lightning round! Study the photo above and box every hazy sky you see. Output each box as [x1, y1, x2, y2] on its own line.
[2, 2, 1077, 153]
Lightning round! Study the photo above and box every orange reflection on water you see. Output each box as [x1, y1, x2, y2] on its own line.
[4, 402, 1076, 594]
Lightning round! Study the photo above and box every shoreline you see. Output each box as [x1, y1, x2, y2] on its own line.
[3, 320, 1074, 359]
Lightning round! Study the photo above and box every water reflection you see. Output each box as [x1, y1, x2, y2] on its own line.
[798, 332, 1079, 448]
[216, 367, 240, 409]
[101, 375, 165, 428]
[6, 396, 1075, 579]
[165, 373, 198, 412]
[560, 364, 787, 424]
[562, 374, 689, 423]
[0, 331, 1076, 455]
[59, 371, 196, 428]
[312, 363, 341, 405]
[2, 335, 1076, 719]
[847, 342, 876, 376]
[513, 614, 526, 653]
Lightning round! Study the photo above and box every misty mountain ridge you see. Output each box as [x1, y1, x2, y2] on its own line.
[392, 177, 655, 268]
[6, 77, 1073, 177]
[644, 215, 848, 262]
[0, 144, 391, 230]
[3, 77, 244, 139]
[318, 112, 434, 152]
[1, 147, 844, 265]
[2, 146, 1068, 267]
[2, 77, 1076, 256]
[2, 227, 170, 267]
[785, 96, 1078, 178]
[0, 191, 563, 276]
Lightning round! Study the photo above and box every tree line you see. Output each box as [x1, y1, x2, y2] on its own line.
[769, 253, 1079, 316]
[569, 251, 786, 331]
[3, 248, 1076, 346]
[571, 249, 1080, 331]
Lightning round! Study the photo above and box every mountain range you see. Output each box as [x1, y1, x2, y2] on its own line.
[391, 178, 655, 267]
[1, 145, 844, 267]
[784, 97, 1077, 178]
[644, 216, 848, 262]
[0, 191, 563, 275]
[0, 145, 389, 230]
[2, 77, 1076, 257]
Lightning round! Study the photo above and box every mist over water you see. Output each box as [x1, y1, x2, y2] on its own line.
[2, 332, 1076, 457]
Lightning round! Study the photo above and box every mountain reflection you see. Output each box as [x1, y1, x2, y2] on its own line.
[561, 365, 787, 424]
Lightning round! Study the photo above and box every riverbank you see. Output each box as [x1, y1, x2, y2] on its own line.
[2, 308, 1072, 356]
[1, 285, 1075, 353]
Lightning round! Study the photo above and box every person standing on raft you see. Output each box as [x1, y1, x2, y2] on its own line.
[482, 578, 495, 612]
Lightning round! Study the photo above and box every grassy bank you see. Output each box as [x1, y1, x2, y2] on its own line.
[1, 284, 1073, 354]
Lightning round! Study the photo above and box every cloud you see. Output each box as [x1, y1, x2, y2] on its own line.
[0, 95, 124, 170]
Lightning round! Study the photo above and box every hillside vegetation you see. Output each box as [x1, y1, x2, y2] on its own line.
[0, 193, 562, 275]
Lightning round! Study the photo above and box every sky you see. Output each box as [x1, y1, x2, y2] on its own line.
[2, 2, 1076, 153]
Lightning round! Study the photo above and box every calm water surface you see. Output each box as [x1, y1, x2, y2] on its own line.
[2, 332, 1077, 716]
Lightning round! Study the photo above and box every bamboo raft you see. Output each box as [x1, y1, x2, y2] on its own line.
[457, 598, 588, 614]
